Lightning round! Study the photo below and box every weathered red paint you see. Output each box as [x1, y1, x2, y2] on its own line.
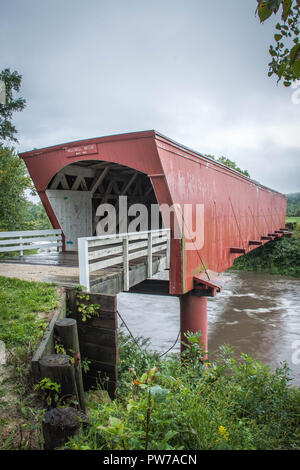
[180, 294, 208, 353]
[19, 130, 287, 296]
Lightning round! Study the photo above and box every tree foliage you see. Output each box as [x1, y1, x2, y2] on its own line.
[27, 200, 52, 230]
[0, 144, 51, 231]
[256, 0, 300, 85]
[0, 68, 26, 143]
[0, 145, 34, 231]
[286, 192, 300, 216]
[205, 154, 250, 177]
[233, 232, 300, 277]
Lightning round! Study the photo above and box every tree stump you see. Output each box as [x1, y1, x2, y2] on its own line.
[54, 318, 86, 412]
[42, 407, 87, 450]
[39, 354, 78, 404]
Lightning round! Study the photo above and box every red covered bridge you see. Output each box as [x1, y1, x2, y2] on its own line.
[19, 130, 287, 351]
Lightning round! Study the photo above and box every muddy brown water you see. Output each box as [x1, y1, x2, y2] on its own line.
[118, 271, 300, 386]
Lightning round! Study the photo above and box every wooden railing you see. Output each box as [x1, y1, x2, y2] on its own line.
[0, 229, 63, 256]
[78, 229, 171, 292]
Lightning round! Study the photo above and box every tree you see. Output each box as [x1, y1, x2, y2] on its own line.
[0, 147, 51, 231]
[0, 145, 33, 231]
[256, 0, 300, 86]
[0, 68, 26, 143]
[0, 69, 46, 232]
[286, 192, 300, 215]
[205, 154, 250, 177]
[27, 200, 52, 230]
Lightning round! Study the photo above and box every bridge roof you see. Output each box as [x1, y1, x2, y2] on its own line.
[19, 129, 284, 197]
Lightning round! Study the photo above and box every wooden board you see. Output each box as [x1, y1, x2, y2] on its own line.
[66, 289, 118, 399]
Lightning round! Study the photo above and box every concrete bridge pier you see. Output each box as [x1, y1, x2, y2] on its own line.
[180, 293, 208, 355]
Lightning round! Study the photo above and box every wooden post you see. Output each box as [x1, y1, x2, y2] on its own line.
[54, 318, 86, 413]
[42, 407, 87, 450]
[39, 354, 79, 404]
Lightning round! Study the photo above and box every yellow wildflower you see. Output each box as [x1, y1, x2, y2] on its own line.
[219, 425, 229, 440]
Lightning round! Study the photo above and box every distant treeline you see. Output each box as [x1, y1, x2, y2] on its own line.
[286, 192, 300, 217]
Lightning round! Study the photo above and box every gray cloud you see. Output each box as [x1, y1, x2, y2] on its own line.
[1, 0, 299, 193]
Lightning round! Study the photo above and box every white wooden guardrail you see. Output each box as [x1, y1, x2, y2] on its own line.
[78, 229, 171, 292]
[0, 229, 63, 256]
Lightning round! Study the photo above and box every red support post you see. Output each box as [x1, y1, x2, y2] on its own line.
[180, 293, 208, 354]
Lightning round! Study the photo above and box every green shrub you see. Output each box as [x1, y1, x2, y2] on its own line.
[233, 234, 300, 278]
[63, 333, 300, 450]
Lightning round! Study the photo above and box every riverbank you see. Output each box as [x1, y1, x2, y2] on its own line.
[1, 272, 300, 450]
[62, 331, 300, 450]
[0, 276, 59, 449]
[232, 232, 300, 278]
[118, 270, 300, 387]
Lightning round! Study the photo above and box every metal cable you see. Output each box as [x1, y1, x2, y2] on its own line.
[117, 309, 181, 358]
[229, 196, 245, 250]
[180, 211, 211, 281]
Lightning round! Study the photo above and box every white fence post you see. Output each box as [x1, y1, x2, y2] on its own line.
[58, 233, 62, 252]
[0, 229, 63, 254]
[77, 228, 171, 293]
[147, 232, 153, 278]
[78, 238, 90, 292]
[123, 236, 129, 291]
[166, 232, 170, 269]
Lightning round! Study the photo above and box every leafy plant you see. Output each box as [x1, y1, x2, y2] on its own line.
[181, 331, 208, 372]
[81, 358, 91, 374]
[54, 343, 66, 355]
[34, 378, 61, 409]
[75, 286, 100, 322]
[62, 331, 300, 451]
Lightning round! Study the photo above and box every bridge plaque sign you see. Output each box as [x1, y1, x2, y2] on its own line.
[65, 143, 97, 158]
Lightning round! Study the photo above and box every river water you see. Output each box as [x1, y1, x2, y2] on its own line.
[118, 271, 300, 386]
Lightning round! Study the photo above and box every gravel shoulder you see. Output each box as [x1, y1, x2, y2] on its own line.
[0, 262, 79, 284]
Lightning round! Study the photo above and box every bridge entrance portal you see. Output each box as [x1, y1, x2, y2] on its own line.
[46, 160, 163, 250]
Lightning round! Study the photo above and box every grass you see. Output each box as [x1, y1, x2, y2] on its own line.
[62, 331, 300, 451]
[0, 249, 38, 260]
[0, 276, 299, 450]
[0, 276, 59, 449]
[0, 276, 58, 348]
[286, 216, 300, 224]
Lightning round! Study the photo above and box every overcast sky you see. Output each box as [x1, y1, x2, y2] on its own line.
[1, 0, 299, 193]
